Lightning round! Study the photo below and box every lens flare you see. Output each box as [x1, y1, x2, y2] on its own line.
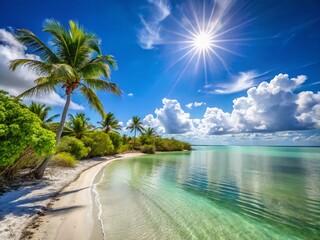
[165, 0, 253, 94]
[192, 31, 213, 50]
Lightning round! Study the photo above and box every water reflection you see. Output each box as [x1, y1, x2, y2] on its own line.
[97, 146, 320, 239]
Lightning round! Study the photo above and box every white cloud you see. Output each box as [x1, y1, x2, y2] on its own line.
[139, 74, 319, 138]
[296, 91, 320, 128]
[200, 71, 272, 95]
[155, 98, 193, 133]
[127, 93, 134, 97]
[185, 101, 206, 109]
[138, 0, 170, 49]
[142, 114, 165, 133]
[0, 29, 84, 110]
[213, 71, 257, 94]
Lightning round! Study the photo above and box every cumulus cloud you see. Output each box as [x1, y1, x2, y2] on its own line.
[200, 73, 320, 134]
[0, 29, 84, 110]
[185, 101, 206, 109]
[138, 0, 170, 49]
[139, 74, 319, 137]
[155, 98, 193, 133]
[142, 114, 165, 133]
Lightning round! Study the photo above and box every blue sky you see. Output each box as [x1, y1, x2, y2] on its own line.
[0, 0, 319, 145]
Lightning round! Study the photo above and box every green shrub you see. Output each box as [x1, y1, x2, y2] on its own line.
[118, 144, 131, 153]
[56, 136, 90, 159]
[82, 131, 114, 157]
[0, 90, 55, 168]
[139, 135, 155, 145]
[108, 132, 123, 152]
[140, 144, 155, 154]
[155, 138, 191, 151]
[51, 152, 77, 168]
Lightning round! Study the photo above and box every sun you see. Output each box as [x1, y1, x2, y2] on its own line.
[191, 31, 213, 51]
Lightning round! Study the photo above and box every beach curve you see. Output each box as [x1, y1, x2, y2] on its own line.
[20, 152, 144, 240]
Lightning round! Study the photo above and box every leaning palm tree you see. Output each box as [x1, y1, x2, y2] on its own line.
[9, 19, 122, 179]
[98, 112, 121, 133]
[28, 102, 60, 125]
[126, 116, 145, 149]
[64, 113, 90, 139]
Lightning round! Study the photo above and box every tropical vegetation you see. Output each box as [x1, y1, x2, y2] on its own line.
[9, 19, 122, 178]
[0, 92, 191, 183]
[126, 116, 144, 149]
[0, 19, 191, 189]
[98, 112, 122, 133]
[0, 91, 55, 178]
[28, 102, 60, 126]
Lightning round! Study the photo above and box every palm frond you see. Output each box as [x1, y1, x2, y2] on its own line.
[44, 114, 60, 124]
[79, 85, 104, 117]
[15, 29, 59, 62]
[95, 55, 117, 69]
[43, 19, 72, 63]
[16, 81, 57, 99]
[82, 79, 122, 95]
[79, 61, 111, 78]
[9, 59, 53, 76]
[86, 38, 101, 55]
[51, 64, 78, 80]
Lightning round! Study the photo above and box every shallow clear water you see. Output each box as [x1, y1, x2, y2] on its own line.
[95, 146, 320, 239]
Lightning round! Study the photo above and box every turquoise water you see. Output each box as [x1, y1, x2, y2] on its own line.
[95, 146, 320, 239]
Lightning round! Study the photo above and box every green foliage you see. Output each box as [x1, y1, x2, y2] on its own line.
[98, 112, 122, 133]
[108, 131, 123, 152]
[64, 113, 90, 139]
[10, 19, 122, 118]
[82, 131, 114, 157]
[139, 135, 155, 145]
[28, 102, 60, 125]
[117, 144, 131, 153]
[0, 91, 55, 168]
[51, 152, 77, 168]
[140, 144, 155, 154]
[126, 116, 145, 134]
[56, 136, 90, 159]
[155, 138, 191, 151]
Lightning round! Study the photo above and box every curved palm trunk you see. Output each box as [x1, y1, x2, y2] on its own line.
[133, 128, 136, 149]
[32, 94, 71, 179]
[56, 94, 71, 143]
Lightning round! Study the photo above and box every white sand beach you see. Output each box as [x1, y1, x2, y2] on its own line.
[0, 153, 143, 240]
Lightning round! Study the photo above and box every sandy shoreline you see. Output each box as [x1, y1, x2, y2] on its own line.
[0, 153, 144, 240]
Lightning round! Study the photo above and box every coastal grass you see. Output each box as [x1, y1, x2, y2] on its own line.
[51, 152, 78, 168]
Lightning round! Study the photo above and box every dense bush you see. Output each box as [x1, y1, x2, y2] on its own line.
[51, 152, 78, 168]
[140, 144, 155, 154]
[0, 91, 55, 168]
[117, 144, 131, 153]
[155, 138, 191, 151]
[139, 135, 155, 145]
[82, 131, 114, 157]
[56, 136, 90, 159]
[108, 132, 123, 152]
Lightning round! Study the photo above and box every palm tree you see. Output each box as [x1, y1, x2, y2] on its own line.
[144, 127, 157, 137]
[64, 113, 90, 139]
[98, 112, 121, 133]
[9, 19, 122, 179]
[126, 116, 144, 149]
[28, 102, 60, 125]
